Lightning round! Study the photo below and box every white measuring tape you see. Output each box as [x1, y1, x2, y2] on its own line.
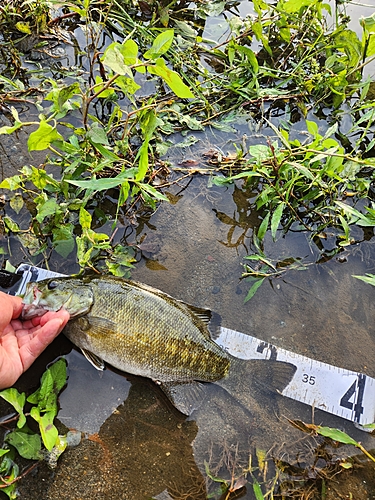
[14, 264, 375, 431]
[216, 327, 375, 430]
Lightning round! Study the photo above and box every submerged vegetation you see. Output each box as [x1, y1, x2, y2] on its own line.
[202, 422, 375, 500]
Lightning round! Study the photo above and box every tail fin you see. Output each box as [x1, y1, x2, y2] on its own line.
[216, 358, 296, 404]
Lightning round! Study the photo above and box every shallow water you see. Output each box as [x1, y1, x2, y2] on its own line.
[3, 161, 375, 499]
[1, 1, 375, 498]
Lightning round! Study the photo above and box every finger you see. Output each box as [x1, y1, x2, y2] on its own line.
[10, 310, 70, 332]
[0, 294, 22, 332]
[19, 317, 67, 372]
[39, 309, 70, 327]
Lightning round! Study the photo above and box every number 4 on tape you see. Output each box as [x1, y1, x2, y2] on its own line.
[217, 327, 375, 431]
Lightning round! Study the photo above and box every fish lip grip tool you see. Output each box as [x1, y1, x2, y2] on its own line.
[8, 264, 375, 432]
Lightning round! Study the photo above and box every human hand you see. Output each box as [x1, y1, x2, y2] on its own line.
[0, 292, 70, 389]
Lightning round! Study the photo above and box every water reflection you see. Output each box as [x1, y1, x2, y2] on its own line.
[213, 184, 260, 252]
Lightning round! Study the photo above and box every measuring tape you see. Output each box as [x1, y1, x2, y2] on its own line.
[216, 327, 375, 431]
[11, 264, 375, 431]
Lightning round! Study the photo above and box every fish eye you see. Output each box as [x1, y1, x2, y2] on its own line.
[47, 281, 58, 290]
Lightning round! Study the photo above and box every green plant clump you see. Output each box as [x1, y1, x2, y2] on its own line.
[0, 359, 67, 499]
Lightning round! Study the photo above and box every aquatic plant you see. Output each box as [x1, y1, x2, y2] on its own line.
[0, 359, 67, 499]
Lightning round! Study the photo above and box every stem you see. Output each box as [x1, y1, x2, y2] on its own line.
[0, 462, 39, 488]
[357, 443, 375, 463]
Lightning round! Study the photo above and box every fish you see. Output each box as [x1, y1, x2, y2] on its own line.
[22, 275, 296, 415]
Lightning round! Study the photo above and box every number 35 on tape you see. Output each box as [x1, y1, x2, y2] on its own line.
[217, 327, 375, 431]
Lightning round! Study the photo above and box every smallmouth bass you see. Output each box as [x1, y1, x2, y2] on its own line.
[22, 276, 296, 414]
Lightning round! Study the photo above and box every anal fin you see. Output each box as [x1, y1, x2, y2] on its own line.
[157, 381, 207, 416]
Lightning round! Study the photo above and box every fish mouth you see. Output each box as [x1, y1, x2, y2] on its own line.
[21, 284, 46, 320]
[21, 282, 91, 320]
[21, 283, 64, 320]
[21, 303, 50, 320]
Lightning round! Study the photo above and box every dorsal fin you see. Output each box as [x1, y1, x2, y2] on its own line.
[126, 279, 221, 338]
[184, 304, 212, 325]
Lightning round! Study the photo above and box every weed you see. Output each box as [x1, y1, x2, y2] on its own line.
[0, 359, 67, 499]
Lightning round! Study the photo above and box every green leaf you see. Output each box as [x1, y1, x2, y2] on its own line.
[28, 121, 63, 151]
[46, 83, 81, 112]
[119, 39, 139, 66]
[52, 225, 75, 258]
[35, 198, 61, 223]
[249, 145, 272, 162]
[0, 175, 22, 190]
[271, 203, 284, 240]
[30, 408, 58, 451]
[306, 119, 319, 138]
[335, 30, 362, 68]
[316, 427, 358, 446]
[105, 245, 136, 277]
[29, 166, 59, 191]
[3, 217, 20, 233]
[92, 143, 121, 161]
[0, 123, 23, 135]
[67, 175, 130, 191]
[135, 140, 149, 182]
[244, 278, 265, 302]
[245, 254, 276, 270]
[139, 183, 169, 202]
[144, 30, 174, 59]
[87, 122, 109, 145]
[94, 76, 116, 99]
[79, 207, 92, 230]
[148, 58, 194, 98]
[6, 430, 42, 460]
[335, 201, 375, 227]
[353, 274, 375, 286]
[0, 389, 26, 428]
[115, 75, 141, 94]
[101, 42, 134, 75]
[18, 232, 42, 256]
[252, 478, 265, 500]
[257, 212, 270, 241]
[277, 0, 314, 14]
[361, 13, 375, 35]
[9, 194, 23, 214]
[27, 359, 67, 414]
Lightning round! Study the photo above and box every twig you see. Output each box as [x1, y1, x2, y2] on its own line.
[0, 462, 39, 488]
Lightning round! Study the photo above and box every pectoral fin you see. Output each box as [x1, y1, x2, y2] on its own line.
[157, 381, 207, 416]
[81, 348, 105, 371]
